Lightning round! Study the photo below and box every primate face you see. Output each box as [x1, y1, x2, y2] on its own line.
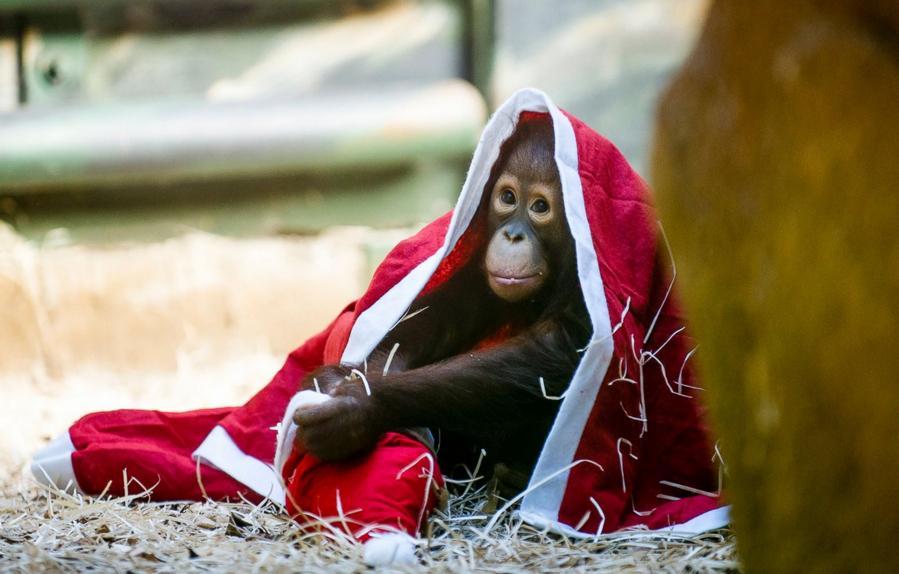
[484, 120, 568, 303]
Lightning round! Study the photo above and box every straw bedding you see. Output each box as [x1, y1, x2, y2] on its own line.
[0, 472, 737, 573]
[1, 353, 739, 573]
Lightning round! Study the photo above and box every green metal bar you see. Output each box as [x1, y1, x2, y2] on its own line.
[0, 0, 332, 12]
[461, 0, 495, 103]
[0, 81, 486, 193]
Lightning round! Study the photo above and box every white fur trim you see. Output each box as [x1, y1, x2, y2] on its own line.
[191, 391, 330, 506]
[338, 88, 616, 527]
[30, 431, 82, 493]
[362, 533, 418, 566]
[522, 96, 615, 520]
[655, 505, 731, 534]
[517, 505, 731, 538]
[193, 425, 286, 504]
[273, 390, 332, 494]
[342, 251, 446, 365]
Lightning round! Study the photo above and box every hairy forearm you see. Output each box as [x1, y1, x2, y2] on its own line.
[369, 327, 579, 438]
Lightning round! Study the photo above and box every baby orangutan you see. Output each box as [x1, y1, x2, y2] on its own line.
[294, 117, 590, 495]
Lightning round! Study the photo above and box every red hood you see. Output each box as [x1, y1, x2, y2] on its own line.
[212, 89, 724, 535]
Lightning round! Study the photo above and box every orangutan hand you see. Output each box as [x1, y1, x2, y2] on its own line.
[293, 376, 384, 461]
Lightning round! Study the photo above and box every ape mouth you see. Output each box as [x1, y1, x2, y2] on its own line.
[490, 273, 540, 286]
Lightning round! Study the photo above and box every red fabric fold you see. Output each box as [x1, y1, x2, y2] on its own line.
[283, 432, 444, 540]
[54, 94, 722, 538]
[69, 407, 256, 501]
[554, 112, 717, 532]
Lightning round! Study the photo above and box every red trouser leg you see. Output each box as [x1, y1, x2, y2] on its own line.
[68, 407, 260, 502]
[283, 431, 444, 540]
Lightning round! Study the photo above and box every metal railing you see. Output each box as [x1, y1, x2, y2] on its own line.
[0, 80, 485, 192]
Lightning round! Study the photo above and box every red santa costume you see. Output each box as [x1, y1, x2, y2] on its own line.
[32, 89, 729, 560]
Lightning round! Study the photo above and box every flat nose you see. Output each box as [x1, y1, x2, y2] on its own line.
[503, 228, 525, 243]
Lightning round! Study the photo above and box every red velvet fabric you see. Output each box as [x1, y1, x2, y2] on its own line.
[552, 111, 717, 533]
[57, 104, 721, 538]
[69, 407, 258, 502]
[282, 432, 443, 540]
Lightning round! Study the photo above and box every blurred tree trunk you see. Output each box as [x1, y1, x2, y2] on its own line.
[652, 1, 899, 572]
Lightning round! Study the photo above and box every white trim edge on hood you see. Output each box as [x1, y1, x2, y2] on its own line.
[517, 505, 731, 538]
[193, 425, 286, 505]
[188, 88, 617, 532]
[338, 88, 616, 528]
[31, 431, 82, 493]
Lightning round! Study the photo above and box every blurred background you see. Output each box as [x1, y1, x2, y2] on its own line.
[0, 0, 707, 477]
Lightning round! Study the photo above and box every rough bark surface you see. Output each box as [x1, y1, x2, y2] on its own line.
[652, 1, 899, 572]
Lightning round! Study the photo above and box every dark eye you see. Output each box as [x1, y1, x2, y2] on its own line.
[500, 189, 516, 205]
[530, 199, 549, 214]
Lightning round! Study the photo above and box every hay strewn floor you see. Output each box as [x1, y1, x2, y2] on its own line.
[0, 474, 737, 573]
[0, 226, 738, 572]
